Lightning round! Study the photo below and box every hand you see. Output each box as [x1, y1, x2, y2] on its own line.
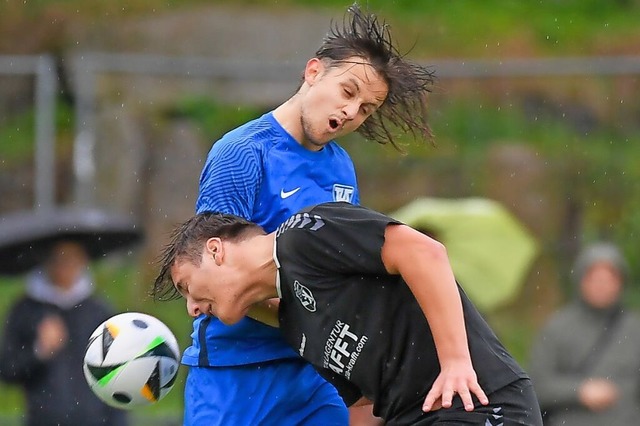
[34, 315, 68, 360]
[423, 359, 489, 412]
[578, 378, 619, 412]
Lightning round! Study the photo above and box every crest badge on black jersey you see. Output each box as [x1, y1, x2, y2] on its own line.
[294, 280, 316, 312]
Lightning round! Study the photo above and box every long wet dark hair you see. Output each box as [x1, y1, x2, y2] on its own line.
[316, 3, 436, 149]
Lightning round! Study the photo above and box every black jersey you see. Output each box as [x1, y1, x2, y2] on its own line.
[274, 202, 528, 424]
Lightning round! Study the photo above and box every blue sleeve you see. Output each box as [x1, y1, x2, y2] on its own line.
[340, 147, 360, 205]
[196, 140, 263, 220]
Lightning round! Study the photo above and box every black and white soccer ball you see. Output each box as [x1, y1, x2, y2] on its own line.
[83, 312, 180, 409]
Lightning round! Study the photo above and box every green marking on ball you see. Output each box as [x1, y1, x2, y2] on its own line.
[97, 364, 126, 387]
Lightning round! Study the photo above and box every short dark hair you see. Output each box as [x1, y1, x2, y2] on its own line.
[151, 212, 263, 301]
[317, 3, 436, 149]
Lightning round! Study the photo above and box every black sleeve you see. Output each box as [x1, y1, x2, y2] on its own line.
[0, 300, 46, 384]
[316, 366, 363, 406]
[276, 202, 402, 276]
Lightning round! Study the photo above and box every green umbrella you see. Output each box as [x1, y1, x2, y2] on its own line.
[391, 197, 538, 312]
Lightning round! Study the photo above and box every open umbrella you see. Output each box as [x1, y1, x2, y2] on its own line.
[0, 207, 144, 276]
[391, 197, 538, 312]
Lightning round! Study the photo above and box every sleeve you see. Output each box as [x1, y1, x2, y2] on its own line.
[316, 367, 363, 406]
[0, 302, 46, 384]
[92, 298, 117, 322]
[352, 188, 360, 205]
[340, 148, 360, 206]
[280, 202, 401, 276]
[528, 316, 583, 411]
[195, 139, 263, 219]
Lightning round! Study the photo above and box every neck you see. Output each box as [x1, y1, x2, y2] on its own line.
[273, 96, 306, 146]
[236, 233, 279, 304]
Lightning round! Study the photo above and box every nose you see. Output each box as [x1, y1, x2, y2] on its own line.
[342, 102, 359, 120]
[186, 299, 201, 318]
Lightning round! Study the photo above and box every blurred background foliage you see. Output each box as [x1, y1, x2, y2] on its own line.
[1, 0, 640, 421]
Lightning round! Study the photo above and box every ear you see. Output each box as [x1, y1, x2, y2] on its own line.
[205, 237, 223, 265]
[304, 58, 324, 86]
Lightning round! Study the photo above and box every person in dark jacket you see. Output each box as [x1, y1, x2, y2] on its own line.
[0, 240, 129, 426]
[529, 242, 640, 426]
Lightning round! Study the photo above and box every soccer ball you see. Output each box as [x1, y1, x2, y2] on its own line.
[83, 312, 180, 409]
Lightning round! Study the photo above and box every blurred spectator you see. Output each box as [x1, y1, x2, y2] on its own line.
[529, 242, 640, 425]
[0, 240, 129, 426]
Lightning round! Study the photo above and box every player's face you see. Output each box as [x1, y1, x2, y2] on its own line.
[170, 249, 247, 325]
[300, 57, 388, 150]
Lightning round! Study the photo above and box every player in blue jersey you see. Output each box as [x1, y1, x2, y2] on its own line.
[182, 4, 436, 425]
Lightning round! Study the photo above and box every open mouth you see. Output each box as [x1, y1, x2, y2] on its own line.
[329, 118, 340, 131]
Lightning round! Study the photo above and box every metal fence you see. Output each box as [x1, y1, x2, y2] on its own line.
[3, 52, 640, 209]
[0, 55, 57, 210]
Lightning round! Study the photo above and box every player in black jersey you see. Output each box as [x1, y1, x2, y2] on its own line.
[152, 202, 543, 425]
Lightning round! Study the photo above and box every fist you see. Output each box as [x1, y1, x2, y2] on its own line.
[34, 315, 68, 360]
[578, 378, 619, 412]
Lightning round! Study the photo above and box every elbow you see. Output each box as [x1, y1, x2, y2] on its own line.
[419, 237, 449, 262]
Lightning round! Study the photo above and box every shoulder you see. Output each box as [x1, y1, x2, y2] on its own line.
[213, 114, 280, 154]
[9, 295, 32, 308]
[538, 303, 584, 335]
[12, 295, 47, 311]
[206, 122, 290, 174]
[212, 131, 266, 159]
[325, 141, 355, 162]
[621, 309, 640, 327]
[307, 202, 395, 223]
[4, 296, 47, 324]
[80, 297, 116, 317]
[278, 203, 394, 241]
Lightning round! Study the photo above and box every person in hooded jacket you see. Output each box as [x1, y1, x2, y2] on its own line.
[0, 240, 129, 426]
[529, 242, 640, 426]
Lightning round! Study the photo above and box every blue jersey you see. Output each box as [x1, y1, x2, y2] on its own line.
[183, 111, 360, 367]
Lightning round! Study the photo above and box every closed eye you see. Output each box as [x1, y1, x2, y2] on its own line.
[174, 280, 188, 297]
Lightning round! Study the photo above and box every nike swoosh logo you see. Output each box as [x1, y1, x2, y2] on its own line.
[280, 187, 301, 198]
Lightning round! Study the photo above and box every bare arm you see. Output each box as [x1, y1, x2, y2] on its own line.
[380, 224, 488, 412]
[350, 397, 374, 407]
